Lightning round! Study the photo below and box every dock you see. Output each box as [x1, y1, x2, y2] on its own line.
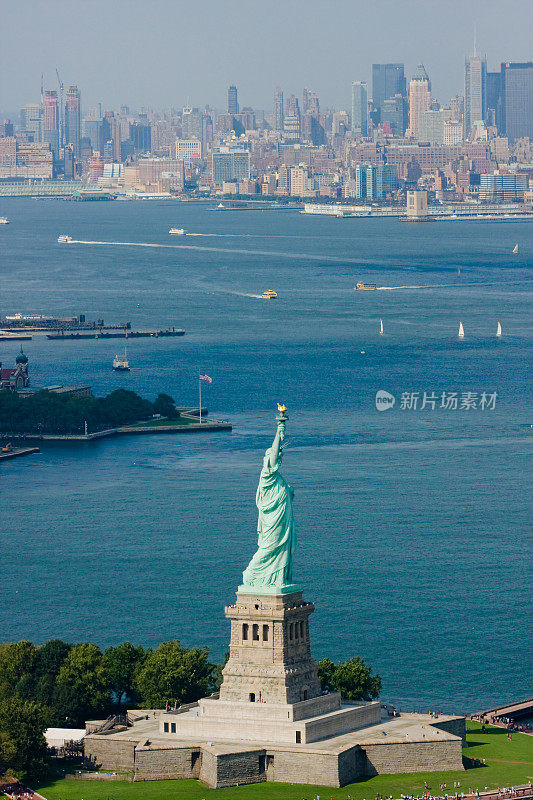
[0, 331, 33, 341]
[0, 446, 40, 462]
[474, 698, 533, 723]
[46, 328, 185, 340]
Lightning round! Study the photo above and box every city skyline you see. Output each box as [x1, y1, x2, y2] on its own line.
[0, 0, 532, 114]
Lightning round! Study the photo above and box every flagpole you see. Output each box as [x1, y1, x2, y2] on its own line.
[198, 369, 202, 425]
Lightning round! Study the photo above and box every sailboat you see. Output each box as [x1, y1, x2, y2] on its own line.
[512, 244, 519, 254]
[496, 321, 502, 337]
[458, 321, 464, 338]
[113, 348, 130, 371]
[379, 318, 384, 335]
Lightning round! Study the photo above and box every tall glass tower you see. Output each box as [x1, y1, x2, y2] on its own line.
[372, 64, 406, 121]
[351, 81, 368, 136]
[499, 62, 533, 141]
[464, 52, 487, 137]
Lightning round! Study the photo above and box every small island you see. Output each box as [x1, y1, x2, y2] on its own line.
[0, 388, 231, 441]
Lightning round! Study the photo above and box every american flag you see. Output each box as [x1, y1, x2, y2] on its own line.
[199, 373, 213, 383]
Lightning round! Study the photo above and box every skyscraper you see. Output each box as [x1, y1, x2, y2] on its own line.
[228, 85, 239, 115]
[43, 91, 59, 159]
[381, 94, 407, 136]
[284, 94, 300, 141]
[408, 64, 431, 138]
[464, 51, 487, 137]
[499, 62, 533, 141]
[21, 104, 42, 141]
[372, 64, 406, 120]
[351, 81, 368, 136]
[65, 86, 81, 158]
[486, 72, 502, 128]
[274, 87, 284, 132]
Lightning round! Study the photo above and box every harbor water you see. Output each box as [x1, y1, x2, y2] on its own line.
[1, 198, 532, 713]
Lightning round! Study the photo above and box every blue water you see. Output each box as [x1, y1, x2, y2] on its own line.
[1, 198, 532, 714]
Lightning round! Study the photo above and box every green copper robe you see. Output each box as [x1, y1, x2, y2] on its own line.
[242, 446, 296, 589]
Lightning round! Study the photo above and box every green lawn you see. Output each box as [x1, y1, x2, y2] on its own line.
[33, 724, 533, 800]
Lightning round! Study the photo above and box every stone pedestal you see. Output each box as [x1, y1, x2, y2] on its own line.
[220, 590, 322, 705]
[159, 590, 381, 746]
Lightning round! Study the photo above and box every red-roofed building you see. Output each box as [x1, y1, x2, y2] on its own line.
[0, 349, 30, 390]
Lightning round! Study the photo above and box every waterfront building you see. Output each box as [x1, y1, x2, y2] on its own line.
[64, 86, 81, 158]
[372, 63, 406, 121]
[289, 164, 317, 197]
[408, 64, 431, 139]
[354, 163, 398, 200]
[274, 86, 284, 132]
[351, 81, 368, 136]
[478, 171, 528, 202]
[43, 90, 59, 160]
[406, 189, 428, 220]
[464, 51, 487, 137]
[228, 85, 239, 115]
[381, 94, 407, 136]
[136, 157, 185, 189]
[499, 62, 533, 141]
[212, 149, 250, 184]
[21, 104, 41, 141]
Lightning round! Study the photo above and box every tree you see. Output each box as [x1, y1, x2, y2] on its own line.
[134, 641, 215, 708]
[33, 640, 72, 719]
[317, 656, 336, 693]
[54, 643, 111, 725]
[153, 393, 177, 419]
[0, 641, 37, 702]
[0, 696, 50, 780]
[103, 642, 146, 709]
[317, 656, 381, 702]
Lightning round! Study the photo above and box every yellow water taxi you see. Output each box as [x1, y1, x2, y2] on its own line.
[261, 290, 278, 299]
[355, 282, 377, 291]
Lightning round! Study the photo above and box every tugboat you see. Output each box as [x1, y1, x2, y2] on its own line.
[261, 290, 278, 299]
[57, 234, 73, 243]
[355, 282, 377, 291]
[113, 348, 130, 371]
[169, 228, 186, 235]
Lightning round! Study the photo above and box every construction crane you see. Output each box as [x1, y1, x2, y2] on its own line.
[56, 68, 64, 148]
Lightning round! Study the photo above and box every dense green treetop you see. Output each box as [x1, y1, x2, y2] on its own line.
[318, 656, 382, 701]
[134, 641, 216, 707]
[0, 388, 177, 435]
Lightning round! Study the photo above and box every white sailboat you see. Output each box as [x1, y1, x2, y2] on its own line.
[379, 318, 384, 335]
[496, 321, 502, 337]
[512, 244, 519, 254]
[458, 321, 464, 338]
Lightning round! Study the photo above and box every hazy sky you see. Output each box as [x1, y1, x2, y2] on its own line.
[1, 0, 532, 115]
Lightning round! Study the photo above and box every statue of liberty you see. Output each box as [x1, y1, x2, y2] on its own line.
[240, 405, 299, 595]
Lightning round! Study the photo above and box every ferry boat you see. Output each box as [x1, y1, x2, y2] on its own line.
[113, 349, 130, 371]
[0, 217, 9, 224]
[169, 228, 186, 235]
[261, 290, 278, 300]
[57, 234, 73, 243]
[355, 282, 377, 291]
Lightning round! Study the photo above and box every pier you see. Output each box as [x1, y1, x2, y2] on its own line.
[475, 698, 533, 724]
[0, 446, 40, 462]
[46, 328, 185, 340]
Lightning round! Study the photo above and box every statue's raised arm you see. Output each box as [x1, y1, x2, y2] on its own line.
[266, 403, 287, 470]
[239, 404, 299, 595]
